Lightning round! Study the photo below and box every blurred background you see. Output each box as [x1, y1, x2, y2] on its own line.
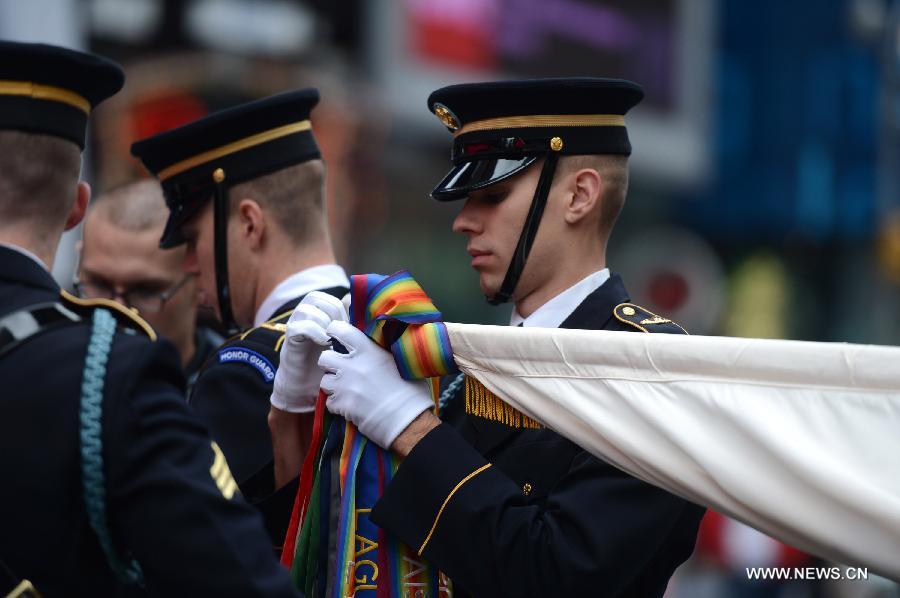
[2, 0, 899, 595]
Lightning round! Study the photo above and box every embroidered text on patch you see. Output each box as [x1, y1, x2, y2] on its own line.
[218, 347, 276, 382]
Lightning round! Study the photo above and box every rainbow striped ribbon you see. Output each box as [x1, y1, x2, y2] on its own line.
[350, 271, 457, 380]
[287, 271, 455, 598]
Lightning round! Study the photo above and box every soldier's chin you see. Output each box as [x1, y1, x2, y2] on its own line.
[196, 290, 216, 313]
[478, 276, 500, 299]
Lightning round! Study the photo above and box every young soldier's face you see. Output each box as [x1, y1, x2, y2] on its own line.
[181, 202, 217, 316]
[180, 200, 257, 328]
[451, 162, 548, 299]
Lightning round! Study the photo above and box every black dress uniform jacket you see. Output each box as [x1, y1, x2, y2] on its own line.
[188, 285, 347, 544]
[371, 274, 705, 597]
[0, 246, 298, 597]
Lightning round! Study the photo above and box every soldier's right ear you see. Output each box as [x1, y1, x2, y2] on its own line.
[64, 181, 91, 231]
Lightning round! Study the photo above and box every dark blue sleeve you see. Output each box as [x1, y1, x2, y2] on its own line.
[371, 423, 702, 597]
[103, 336, 299, 597]
[189, 339, 279, 484]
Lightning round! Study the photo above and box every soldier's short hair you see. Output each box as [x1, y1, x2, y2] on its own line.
[0, 131, 82, 233]
[559, 154, 629, 236]
[227, 159, 327, 246]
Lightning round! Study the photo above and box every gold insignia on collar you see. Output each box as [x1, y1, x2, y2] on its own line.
[433, 103, 460, 131]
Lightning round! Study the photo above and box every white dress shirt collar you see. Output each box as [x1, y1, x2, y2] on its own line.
[509, 268, 610, 329]
[254, 264, 350, 326]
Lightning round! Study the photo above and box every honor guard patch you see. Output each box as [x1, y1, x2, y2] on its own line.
[613, 303, 688, 334]
[217, 346, 277, 382]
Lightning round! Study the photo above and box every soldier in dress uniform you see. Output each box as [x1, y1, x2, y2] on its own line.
[0, 41, 298, 596]
[310, 78, 706, 596]
[131, 90, 350, 548]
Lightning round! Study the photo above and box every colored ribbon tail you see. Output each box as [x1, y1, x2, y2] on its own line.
[281, 388, 328, 567]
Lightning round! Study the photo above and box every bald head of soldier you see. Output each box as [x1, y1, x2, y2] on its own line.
[79, 180, 198, 366]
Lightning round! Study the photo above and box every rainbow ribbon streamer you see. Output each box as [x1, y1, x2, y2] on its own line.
[350, 271, 457, 381]
[285, 271, 456, 598]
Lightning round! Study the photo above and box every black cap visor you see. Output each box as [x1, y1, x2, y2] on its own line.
[159, 190, 210, 248]
[431, 155, 538, 201]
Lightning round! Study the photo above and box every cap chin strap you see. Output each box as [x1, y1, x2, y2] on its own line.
[213, 182, 240, 336]
[488, 152, 560, 305]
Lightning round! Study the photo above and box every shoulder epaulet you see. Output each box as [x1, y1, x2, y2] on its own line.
[613, 302, 688, 335]
[60, 289, 157, 340]
[210, 311, 288, 383]
[232, 308, 292, 352]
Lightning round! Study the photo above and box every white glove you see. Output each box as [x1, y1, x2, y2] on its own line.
[270, 291, 349, 413]
[318, 320, 433, 449]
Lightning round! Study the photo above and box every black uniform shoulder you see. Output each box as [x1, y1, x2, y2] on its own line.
[60, 289, 157, 340]
[612, 302, 688, 335]
[203, 309, 291, 386]
[233, 307, 291, 351]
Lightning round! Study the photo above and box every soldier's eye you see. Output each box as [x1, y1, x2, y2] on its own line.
[131, 285, 166, 297]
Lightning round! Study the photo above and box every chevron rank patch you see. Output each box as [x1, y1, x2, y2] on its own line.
[210, 442, 238, 500]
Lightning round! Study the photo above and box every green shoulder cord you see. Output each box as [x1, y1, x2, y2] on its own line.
[79, 308, 144, 587]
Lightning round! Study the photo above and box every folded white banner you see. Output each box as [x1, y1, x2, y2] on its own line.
[445, 323, 900, 580]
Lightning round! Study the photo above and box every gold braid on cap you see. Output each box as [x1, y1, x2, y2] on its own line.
[0, 80, 90, 114]
[157, 120, 312, 181]
[454, 113, 625, 137]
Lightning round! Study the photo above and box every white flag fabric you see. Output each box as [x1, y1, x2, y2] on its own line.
[445, 323, 900, 580]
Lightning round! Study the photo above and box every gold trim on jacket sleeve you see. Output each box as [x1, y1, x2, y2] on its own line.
[418, 463, 493, 555]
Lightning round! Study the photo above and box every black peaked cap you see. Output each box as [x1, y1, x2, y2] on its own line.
[130, 88, 321, 248]
[0, 40, 124, 148]
[427, 78, 644, 200]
